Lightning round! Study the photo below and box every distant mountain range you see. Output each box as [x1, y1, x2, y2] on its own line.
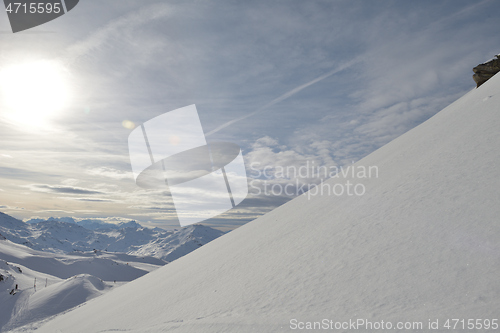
[25, 216, 143, 230]
[0, 212, 225, 263]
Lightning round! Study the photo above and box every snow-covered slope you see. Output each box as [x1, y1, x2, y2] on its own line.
[0, 236, 163, 332]
[127, 224, 227, 263]
[0, 239, 162, 281]
[2, 274, 111, 332]
[27, 75, 500, 332]
[0, 214, 224, 262]
[0, 258, 59, 332]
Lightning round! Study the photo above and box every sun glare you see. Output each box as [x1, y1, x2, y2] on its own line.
[0, 60, 71, 127]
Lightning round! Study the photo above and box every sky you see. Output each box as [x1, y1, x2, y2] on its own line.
[0, 0, 499, 230]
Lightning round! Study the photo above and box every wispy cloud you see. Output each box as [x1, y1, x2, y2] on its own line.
[0, 205, 24, 210]
[25, 184, 104, 195]
[34, 210, 75, 214]
[128, 204, 174, 211]
[61, 197, 118, 203]
[0, 166, 59, 180]
[62, 3, 174, 66]
[86, 167, 133, 180]
[206, 57, 363, 136]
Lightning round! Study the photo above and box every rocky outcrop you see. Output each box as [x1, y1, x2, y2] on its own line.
[473, 54, 500, 88]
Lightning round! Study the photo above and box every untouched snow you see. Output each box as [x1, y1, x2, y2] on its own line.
[21, 75, 500, 332]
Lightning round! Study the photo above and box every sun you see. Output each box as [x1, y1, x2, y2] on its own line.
[0, 60, 71, 127]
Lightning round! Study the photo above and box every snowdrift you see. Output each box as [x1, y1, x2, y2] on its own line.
[33, 74, 500, 332]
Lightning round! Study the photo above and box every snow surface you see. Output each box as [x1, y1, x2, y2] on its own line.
[17, 74, 500, 332]
[0, 239, 162, 281]
[0, 237, 162, 331]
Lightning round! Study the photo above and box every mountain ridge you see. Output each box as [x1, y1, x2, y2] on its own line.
[25, 216, 144, 230]
[0, 212, 224, 263]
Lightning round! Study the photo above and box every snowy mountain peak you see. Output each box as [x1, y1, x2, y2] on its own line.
[116, 220, 143, 229]
[0, 212, 25, 229]
[47, 216, 77, 224]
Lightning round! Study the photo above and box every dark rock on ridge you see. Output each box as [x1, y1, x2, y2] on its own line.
[473, 54, 500, 88]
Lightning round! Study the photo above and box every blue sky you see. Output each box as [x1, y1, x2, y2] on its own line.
[0, 0, 499, 230]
